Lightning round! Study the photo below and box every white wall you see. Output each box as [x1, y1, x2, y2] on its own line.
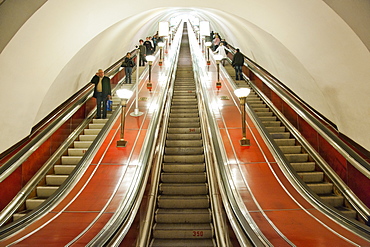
[0, 0, 369, 153]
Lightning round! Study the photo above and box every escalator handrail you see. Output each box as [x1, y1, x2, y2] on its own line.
[227, 46, 370, 178]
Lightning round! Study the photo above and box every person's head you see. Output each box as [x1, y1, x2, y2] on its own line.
[236, 48, 240, 53]
[139, 39, 143, 44]
[97, 69, 104, 78]
[126, 52, 131, 57]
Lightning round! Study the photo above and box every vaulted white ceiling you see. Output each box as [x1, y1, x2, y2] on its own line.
[0, 0, 369, 153]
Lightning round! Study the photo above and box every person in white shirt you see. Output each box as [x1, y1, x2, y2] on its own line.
[214, 42, 228, 65]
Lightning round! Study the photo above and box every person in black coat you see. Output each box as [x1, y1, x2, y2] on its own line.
[143, 37, 153, 55]
[231, 48, 244, 80]
[121, 52, 135, 84]
[138, 39, 146, 66]
[90, 69, 111, 119]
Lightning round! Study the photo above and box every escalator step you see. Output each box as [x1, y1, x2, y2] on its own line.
[152, 223, 213, 239]
[161, 172, 206, 183]
[157, 195, 209, 209]
[162, 163, 205, 173]
[159, 183, 208, 195]
[150, 238, 215, 247]
[155, 208, 211, 223]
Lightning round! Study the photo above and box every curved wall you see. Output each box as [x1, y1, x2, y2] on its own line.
[0, 0, 369, 153]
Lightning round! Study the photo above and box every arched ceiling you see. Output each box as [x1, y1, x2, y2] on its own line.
[0, 0, 369, 153]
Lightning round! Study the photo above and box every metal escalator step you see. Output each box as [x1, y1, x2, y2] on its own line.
[171, 105, 198, 109]
[249, 103, 266, 108]
[92, 119, 108, 124]
[171, 108, 198, 113]
[152, 223, 213, 239]
[169, 118, 199, 123]
[170, 113, 199, 118]
[173, 92, 196, 96]
[166, 140, 203, 147]
[68, 148, 88, 156]
[155, 208, 212, 224]
[79, 135, 97, 141]
[54, 164, 76, 175]
[172, 96, 198, 100]
[26, 198, 46, 210]
[171, 101, 197, 105]
[255, 111, 273, 117]
[173, 85, 195, 88]
[307, 182, 333, 194]
[158, 195, 209, 209]
[336, 206, 357, 219]
[162, 163, 205, 173]
[74, 141, 93, 148]
[167, 128, 200, 134]
[88, 123, 105, 129]
[166, 133, 202, 140]
[266, 126, 286, 132]
[274, 138, 296, 146]
[37, 186, 59, 198]
[84, 129, 101, 135]
[285, 153, 309, 162]
[262, 121, 281, 127]
[163, 154, 205, 163]
[259, 116, 277, 123]
[290, 162, 316, 172]
[168, 122, 200, 128]
[320, 194, 344, 207]
[271, 132, 291, 139]
[297, 171, 324, 182]
[172, 95, 196, 99]
[165, 147, 204, 155]
[13, 213, 27, 221]
[279, 146, 302, 154]
[252, 107, 269, 112]
[61, 156, 82, 165]
[150, 238, 215, 247]
[46, 174, 68, 185]
[161, 172, 206, 183]
[159, 183, 208, 195]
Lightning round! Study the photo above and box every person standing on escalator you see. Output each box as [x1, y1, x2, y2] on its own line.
[90, 69, 111, 119]
[121, 52, 135, 84]
[231, 48, 244, 81]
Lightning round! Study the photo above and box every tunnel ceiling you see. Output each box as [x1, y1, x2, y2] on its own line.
[0, 1, 369, 153]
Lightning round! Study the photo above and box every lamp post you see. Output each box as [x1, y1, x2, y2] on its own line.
[130, 47, 143, 117]
[116, 89, 133, 147]
[158, 42, 165, 66]
[205, 41, 212, 65]
[146, 55, 155, 91]
[214, 54, 223, 90]
[234, 88, 251, 146]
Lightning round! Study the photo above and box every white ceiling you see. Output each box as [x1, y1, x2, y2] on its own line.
[0, 0, 369, 153]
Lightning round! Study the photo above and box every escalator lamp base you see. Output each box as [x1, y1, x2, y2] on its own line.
[117, 140, 128, 147]
[240, 139, 250, 146]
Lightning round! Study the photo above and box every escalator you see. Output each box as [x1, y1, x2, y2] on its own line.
[223, 59, 367, 225]
[150, 23, 216, 247]
[0, 68, 133, 226]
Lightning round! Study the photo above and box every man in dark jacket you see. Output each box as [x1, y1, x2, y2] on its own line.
[231, 48, 244, 80]
[91, 69, 111, 119]
[138, 39, 146, 66]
